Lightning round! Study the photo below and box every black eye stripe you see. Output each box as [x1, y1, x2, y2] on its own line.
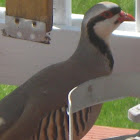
[100, 7, 121, 20]
[109, 7, 121, 15]
[104, 12, 111, 16]
[88, 7, 121, 24]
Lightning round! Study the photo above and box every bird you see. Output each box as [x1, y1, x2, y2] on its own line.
[0, 2, 134, 140]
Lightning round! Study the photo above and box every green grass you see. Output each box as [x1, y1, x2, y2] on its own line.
[0, 85, 17, 100]
[96, 97, 140, 129]
[0, 0, 139, 129]
[0, 0, 5, 7]
[72, 0, 135, 16]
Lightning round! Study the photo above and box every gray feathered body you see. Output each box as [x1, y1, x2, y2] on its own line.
[0, 43, 112, 140]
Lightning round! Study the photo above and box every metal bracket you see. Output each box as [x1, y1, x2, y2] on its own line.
[3, 16, 51, 44]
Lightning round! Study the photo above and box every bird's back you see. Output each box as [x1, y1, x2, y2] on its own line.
[0, 59, 103, 140]
[25, 60, 103, 140]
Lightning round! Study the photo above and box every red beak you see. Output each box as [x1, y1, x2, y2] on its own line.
[118, 11, 135, 23]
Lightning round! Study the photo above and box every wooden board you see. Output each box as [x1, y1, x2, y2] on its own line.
[82, 126, 139, 140]
[6, 0, 53, 32]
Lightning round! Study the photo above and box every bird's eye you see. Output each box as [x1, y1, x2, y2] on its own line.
[101, 11, 113, 19]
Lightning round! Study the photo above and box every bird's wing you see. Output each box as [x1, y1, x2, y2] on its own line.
[0, 88, 67, 140]
[0, 64, 69, 140]
[0, 98, 45, 140]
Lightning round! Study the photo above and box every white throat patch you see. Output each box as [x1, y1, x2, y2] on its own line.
[93, 14, 120, 45]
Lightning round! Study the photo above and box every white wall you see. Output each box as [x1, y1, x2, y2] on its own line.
[0, 8, 140, 86]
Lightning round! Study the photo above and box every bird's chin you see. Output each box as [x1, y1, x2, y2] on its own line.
[114, 19, 123, 24]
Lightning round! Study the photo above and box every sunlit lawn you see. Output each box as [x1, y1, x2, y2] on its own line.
[72, 0, 135, 16]
[0, 0, 139, 129]
[0, 0, 5, 7]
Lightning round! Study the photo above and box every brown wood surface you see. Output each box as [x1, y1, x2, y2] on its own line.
[6, 0, 53, 32]
[82, 126, 139, 140]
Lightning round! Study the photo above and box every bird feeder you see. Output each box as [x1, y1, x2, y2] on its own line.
[3, 0, 53, 43]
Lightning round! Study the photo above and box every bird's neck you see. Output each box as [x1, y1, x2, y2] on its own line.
[70, 32, 114, 75]
[86, 18, 114, 70]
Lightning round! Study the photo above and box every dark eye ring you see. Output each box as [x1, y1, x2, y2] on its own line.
[101, 11, 113, 18]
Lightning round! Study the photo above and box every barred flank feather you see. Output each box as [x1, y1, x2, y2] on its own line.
[32, 106, 92, 140]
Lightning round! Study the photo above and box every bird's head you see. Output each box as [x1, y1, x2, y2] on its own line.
[76, 2, 135, 70]
[81, 2, 135, 45]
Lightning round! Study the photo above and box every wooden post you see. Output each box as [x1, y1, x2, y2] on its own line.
[4, 0, 53, 43]
[6, 0, 53, 32]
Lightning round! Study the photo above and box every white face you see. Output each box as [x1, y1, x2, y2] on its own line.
[82, 2, 121, 45]
[93, 13, 121, 43]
